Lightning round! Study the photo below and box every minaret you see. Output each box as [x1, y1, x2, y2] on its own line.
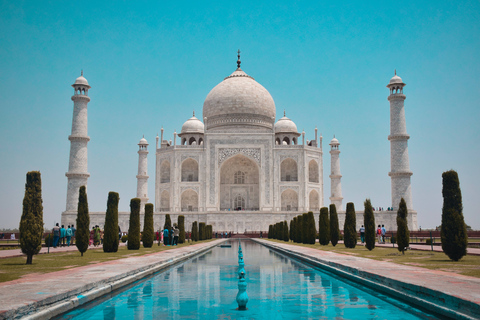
[136, 136, 149, 213]
[387, 71, 413, 210]
[65, 71, 91, 213]
[329, 136, 343, 210]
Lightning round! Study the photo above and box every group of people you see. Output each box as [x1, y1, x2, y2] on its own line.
[359, 225, 387, 244]
[52, 223, 76, 247]
[157, 224, 180, 246]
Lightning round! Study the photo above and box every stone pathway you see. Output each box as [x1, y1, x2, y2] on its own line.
[0, 243, 128, 259]
[256, 239, 480, 320]
[0, 239, 226, 320]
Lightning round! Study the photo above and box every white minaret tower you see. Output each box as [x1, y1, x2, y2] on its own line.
[65, 71, 91, 213]
[329, 136, 343, 210]
[136, 136, 149, 213]
[387, 71, 413, 210]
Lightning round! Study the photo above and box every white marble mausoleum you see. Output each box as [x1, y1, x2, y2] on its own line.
[61, 54, 418, 232]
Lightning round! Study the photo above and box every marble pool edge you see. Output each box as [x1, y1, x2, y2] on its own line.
[0, 239, 227, 320]
[255, 239, 480, 320]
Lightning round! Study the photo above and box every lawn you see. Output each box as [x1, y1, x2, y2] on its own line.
[266, 239, 480, 278]
[0, 240, 214, 283]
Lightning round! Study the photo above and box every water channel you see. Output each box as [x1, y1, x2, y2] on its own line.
[58, 240, 443, 319]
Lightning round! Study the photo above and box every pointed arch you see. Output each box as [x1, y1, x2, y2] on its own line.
[160, 160, 170, 183]
[160, 190, 170, 211]
[281, 189, 298, 211]
[309, 190, 319, 211]
[181, 189, 198, 211]
[181, 158, 199, 182]
[309, 159, 319, 183]
[281, 158, 298, 181]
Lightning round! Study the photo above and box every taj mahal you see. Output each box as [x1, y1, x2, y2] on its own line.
[61, 52, 418, 232]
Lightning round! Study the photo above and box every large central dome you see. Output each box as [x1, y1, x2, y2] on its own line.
[203, 67, 276, 132]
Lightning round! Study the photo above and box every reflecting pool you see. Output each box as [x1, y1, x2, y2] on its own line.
[59, 240, 442, 319]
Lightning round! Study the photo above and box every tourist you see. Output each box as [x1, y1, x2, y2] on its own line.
[66, 225, 72, 246]
[359, 225, 365, 243]
[60, 225, 66, 246]
[381, 225, 386, 244]
[100, 228, 104, 244]
[160, 229, 164, 246]
[377, 225, 382, 244]
[173, 224, 179, 245]
[118, 226, 122, 241]
[90, 227, 95, 246]
[10, 233, 15, 240]
[52, 223, 60, 248]
[169, 227, 174, 245]
[163, 228, 169, 246]
[71, 224, 76, 245]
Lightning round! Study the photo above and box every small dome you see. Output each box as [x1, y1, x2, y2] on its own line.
[274, 114, 298, 133]
[138, 137, 148, 145]
[389, 74, 403, 85]
[181, 114, 204, 134]
[329, 137, 339, 145]
[74, 76, 89, 86]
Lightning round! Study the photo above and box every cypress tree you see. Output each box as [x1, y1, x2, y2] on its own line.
[164, 214, 172, 231]
[297, 215, 303, 243]
[364, 199, 375, 251]
[103, 192, 119, 252]
[289, 220, 293, 242]
[199, 222, 205, 240]
[302, 213, 309, 244]
[306, 212, 316, 244]
[142, 203, 154, 248]
[127, 198, 141, 250]
[329, 204, 340, 246]
[343, 202, 357, 248]
[267, 225, 272, 239]
[192, 221, 198, 241]
[441, 170, 468, 261]
[19, 171, 44, 265]
[283, 220, 289, 242]
[396, 198, 409, 254]
[76, 186, 89, 257]
[178, 215, 185, 243]
[273, 223, 278, 240]
[318, 207, 330, 245]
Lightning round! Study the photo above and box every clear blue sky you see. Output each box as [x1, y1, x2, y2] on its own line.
[1, 1, 479, 229]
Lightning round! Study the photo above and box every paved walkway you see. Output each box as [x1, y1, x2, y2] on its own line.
[257, 239, 480, 320]
[0, 243, 127, 259]
[359, 241, 480, 256]
[0, 239, 227, 320]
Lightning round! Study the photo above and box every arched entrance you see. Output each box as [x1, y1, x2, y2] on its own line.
[220, 154, 259, 210]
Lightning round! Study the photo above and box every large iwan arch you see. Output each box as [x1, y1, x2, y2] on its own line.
[220, 154, 259, 210]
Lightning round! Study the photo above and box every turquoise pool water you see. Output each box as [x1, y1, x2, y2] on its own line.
[59, 240, 442, 319]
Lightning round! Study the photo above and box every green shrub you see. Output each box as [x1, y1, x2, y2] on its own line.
[343, 202, 357, 248]
[164, 214, 172, 231]
[121, 235, 128, 243]
[391, 236, 396, 244]
[19, 171, 44, 265]
[441, 170, 468, 261]
[103, 192, 120, 252]
[396, 198, 410, 254]
[45, 234, 53, 247]
[142, 203, 154, 248]
[127, 198, 141, 250]
[305, 212, 316, 244]
[425, 238, 432, 245]
[76, 186, 90, 256]
[318, 207, 330, 245]
[268, 225, 272, 239]
[297, 215, 303, 243]
[192, 221, 198, 241]
[364, 199, 375, 251]
[283, 220, 289, 242]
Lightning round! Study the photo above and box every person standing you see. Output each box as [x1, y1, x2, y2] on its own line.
[163, 228, 169, 246]
[377, 225, 382, 244]
[160, 229, 164, 246]
[359, 225, 365, 244]
[71, 224, 76, 245]
[173, 225, 180, 245]
[169, 227, 174, 246]
[94, 226, 101, 246]
[66, 225, 73, 246]
[60, 225, 66, 246]
[52, 223, 60, 248]
[381, 225, 386, 244]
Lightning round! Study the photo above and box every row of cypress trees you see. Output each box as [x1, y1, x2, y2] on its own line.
[267, 221, 289, 241]
[190, 221, 213, 241]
